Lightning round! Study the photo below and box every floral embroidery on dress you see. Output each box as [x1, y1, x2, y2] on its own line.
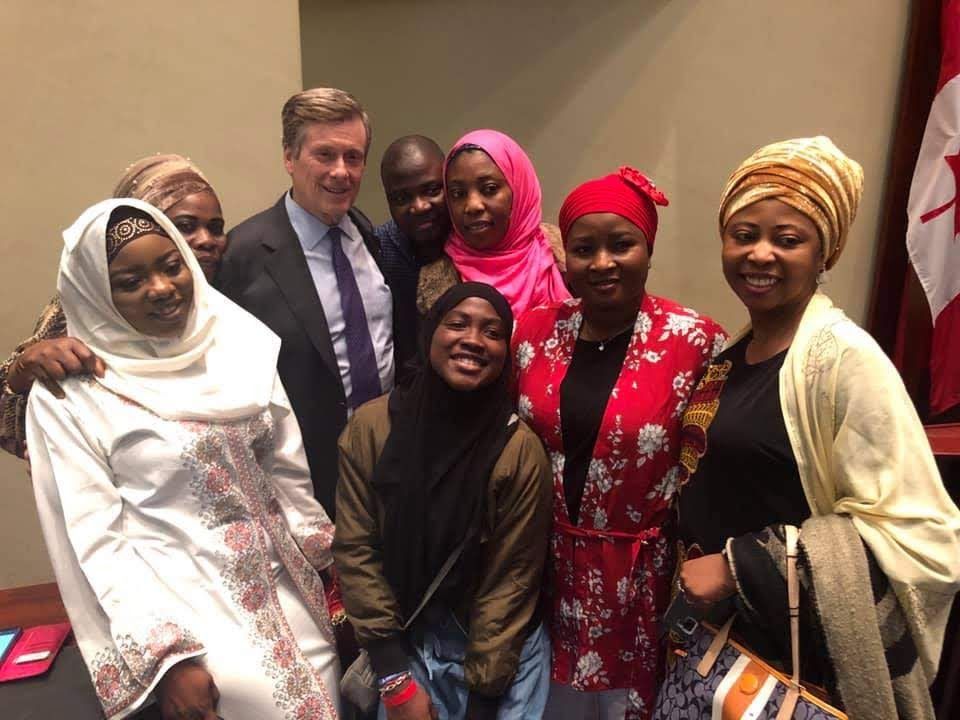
[711, 332, 727, 359]
[513, 294, 727, 718]
[639, 349, 665, 365]
[625, 505, 644, 524]
[672, 370, 694, 398]
[92, 656, 129, 711]
[517, 394, 533, 422]
[646, 466, 682, 503]
[515, 340, 535, 370]
[575, 650, 609, 686]
[181, 415, 337, 720]
[636, 423, 668, 465]
[90, 622, 202, 717]
[588, 458, 617, 494]
[661, 312, 694, 336]
[300, 524, 334, 569]
[804, 325, 840, 379]
[593, 507, 609, 529]
[636, 312, 653, 343]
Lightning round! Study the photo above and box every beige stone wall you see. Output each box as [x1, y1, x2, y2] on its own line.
[302, 0, 907, 332]
[0, 1, 302, 587]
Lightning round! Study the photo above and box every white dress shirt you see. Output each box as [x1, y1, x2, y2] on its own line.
[285, 192, 394, 405]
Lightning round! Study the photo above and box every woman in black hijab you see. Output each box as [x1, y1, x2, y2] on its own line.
[334, 283, 552, 720]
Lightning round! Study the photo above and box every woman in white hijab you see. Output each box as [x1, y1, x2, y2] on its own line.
[27, 198, 341, 720]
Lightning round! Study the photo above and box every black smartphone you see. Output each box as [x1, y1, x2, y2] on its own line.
[660, 593, 706, 640]
[0, 627, 22, 665]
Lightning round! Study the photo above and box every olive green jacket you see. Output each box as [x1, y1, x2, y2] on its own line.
[333, 394, 552, 697]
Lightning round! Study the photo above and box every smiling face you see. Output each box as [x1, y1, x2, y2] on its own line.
[445, 149, 513, 251]
[429, 297, 508, 391]
[565, 212, 650, 313]
[721, 198, 822, 322]
[383, 150, 450, 252]
[109, 234, 194, 337]
[165, 190, 226, 281]
[284, 117, 367, 225]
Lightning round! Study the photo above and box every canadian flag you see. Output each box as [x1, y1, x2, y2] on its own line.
[907, 0, 960, 415]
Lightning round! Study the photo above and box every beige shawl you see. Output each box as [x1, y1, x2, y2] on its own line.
[727, 292, 960, 680]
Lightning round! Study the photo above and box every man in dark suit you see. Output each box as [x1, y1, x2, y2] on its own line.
[217, 88, 395, 517]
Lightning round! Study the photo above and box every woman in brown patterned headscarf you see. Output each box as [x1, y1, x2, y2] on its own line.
[653, 137, 959, 720]
[113, 154, 226, 280]
[0, 154, 227, 458]
[717, 136, 863, 271]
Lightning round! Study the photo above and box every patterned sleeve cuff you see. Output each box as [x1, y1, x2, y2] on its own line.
[724, 536, 759, 617]
[300, 522, 335, 570]
[0, 380, 29, 460]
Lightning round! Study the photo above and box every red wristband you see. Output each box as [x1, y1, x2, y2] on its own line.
[382, 678, 418, 708]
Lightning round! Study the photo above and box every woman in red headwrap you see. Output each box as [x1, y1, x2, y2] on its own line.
[511, 168, 726, 720]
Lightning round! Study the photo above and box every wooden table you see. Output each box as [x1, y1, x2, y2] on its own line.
[0, 583, 68, 631]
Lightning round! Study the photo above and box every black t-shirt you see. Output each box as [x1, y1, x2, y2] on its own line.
[678, 336, 809, 552]
[559, 327, 632, 524]
[677, 337, 835, 688]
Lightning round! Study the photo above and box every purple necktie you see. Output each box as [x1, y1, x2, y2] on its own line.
[328, 226, 382, 408]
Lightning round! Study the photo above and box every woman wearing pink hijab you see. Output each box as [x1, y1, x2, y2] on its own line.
[415, 130, 570, 320]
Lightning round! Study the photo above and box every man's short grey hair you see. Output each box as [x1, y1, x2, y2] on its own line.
[281, 87, 371, 157]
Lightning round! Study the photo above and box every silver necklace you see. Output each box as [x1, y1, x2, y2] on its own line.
[589, 325, 631, 352]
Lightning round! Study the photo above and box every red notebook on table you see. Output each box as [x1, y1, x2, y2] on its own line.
[0, 622, 71, 682]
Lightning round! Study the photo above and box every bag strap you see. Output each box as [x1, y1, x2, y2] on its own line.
[696, 613, 734, 677]
[776, 524, 802, 720]
[401, 532, 470, 631]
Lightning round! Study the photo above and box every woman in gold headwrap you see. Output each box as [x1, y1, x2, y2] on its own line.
[0, 154, 226, 458]
[652, 137, 960, 719]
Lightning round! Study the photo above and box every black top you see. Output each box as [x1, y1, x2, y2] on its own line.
[371, 282, 516, 621]
[677, 336, 834, 688]
[559, 327, 631, 524]
[678, 336, 809, 552]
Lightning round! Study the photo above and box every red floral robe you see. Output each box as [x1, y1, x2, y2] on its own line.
[513, 295, 725, 718]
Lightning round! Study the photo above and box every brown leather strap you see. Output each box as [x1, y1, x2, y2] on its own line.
[776, 524, 802, 720]
[696, 614, 735, 677]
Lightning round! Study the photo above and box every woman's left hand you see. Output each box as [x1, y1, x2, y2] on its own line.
[679, 553, 737, 606]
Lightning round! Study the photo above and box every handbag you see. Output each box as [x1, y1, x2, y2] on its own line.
[339, 535, 470, 713]
[654, 526, 848, 720]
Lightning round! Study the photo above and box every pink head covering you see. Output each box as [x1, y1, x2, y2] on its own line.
[444, 129, 570, 319]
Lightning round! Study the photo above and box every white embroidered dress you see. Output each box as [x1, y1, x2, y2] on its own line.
[26, 198, 341, 720]
[28, 375, 340, 720]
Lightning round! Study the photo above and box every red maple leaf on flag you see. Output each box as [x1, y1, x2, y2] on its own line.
[920, 150, 960, 238]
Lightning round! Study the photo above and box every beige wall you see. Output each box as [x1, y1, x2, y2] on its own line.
[0, 1, 909, 588]
[302, 0, 907, 332]
[0, 1, 302, 587]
